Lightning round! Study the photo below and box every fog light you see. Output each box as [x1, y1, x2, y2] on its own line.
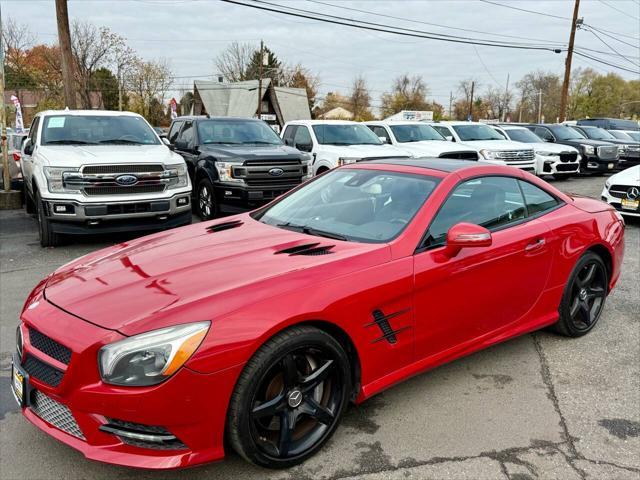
[53, 204, 74, 214]
[225, 190, 233, 196]
[177, 196, 189, 206]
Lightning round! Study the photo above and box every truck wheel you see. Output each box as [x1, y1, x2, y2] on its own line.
[25, 188, 35, 214]
[196, 178, 218, 220]
[35, 191, 61, 247]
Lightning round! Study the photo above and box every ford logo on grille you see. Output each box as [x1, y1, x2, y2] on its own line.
[115, 174, 138, 186]
[269, 168, 284, 177]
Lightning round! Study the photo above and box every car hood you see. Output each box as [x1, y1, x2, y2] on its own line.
[527, 142, 579, 153]
[394, 141, 477, 156]
[318, 144, 410, 158]
[198, 143, 304, 161]
[609, 165, 640, 186]
[557, 138, 613, 147]
[455, 140, 532, 151]
[44, 216, 389, 335]
[37, 145, 183, 167]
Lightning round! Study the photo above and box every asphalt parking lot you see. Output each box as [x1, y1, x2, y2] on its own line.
[1, 174, 638, 480]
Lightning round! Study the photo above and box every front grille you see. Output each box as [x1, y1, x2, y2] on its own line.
[84, 185, 165, 196]
[30, 389, 85, 439]
[245, 178, 302, 187]
[244, 159, 301, 166]
[28, 328, 71, 364]
[82, 164, 164, 174]
[597, 146, 619, 160]
[556, 163, 579, 172]
[240, 160, 304, 189]
[497, 150, 535, 162]
[609, 185, 638, 199]
[559, 152, 578, 162]
[102, 418, 187, 450]
[23, 354, 64, 387]
[438, 151, 479, 160]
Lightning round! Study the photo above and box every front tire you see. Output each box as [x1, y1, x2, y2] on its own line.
[196, 178, 217, 220]
[227, 326, 352, 469]
[553, 251, 608, 337]
[35, 191, 61, 247]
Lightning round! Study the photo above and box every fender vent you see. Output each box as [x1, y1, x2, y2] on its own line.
[275, 243, 335, 256]
[367, 309, 410, 344]
[207, 220, 243, 233]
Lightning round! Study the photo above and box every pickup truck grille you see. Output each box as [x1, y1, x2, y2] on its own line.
[597, 146, 619, 160]
[66, 165, 172, 196]
[239, 159, 305, 189]
[495, 150, 535, 163]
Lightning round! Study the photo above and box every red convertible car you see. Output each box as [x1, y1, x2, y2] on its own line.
[12, 159, 624, 469]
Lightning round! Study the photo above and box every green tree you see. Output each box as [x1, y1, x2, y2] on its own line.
[349, 75, 373, 121]
[515, 71, 562, 123]
[245, 45, 284, 85]
[90, 67, 119, 110]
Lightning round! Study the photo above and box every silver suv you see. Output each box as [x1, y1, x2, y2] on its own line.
[21, 110, 192, 246]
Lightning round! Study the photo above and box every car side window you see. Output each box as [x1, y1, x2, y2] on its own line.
[535, 127, 553, 141]
[29, 117, 40, 145]
[168, 121, 183, 143]
[369, 126, 390, 144]
[423, 176, 526, 248]
[282, 125, 298, 146]
[292, 126, 313, 151]
[494, 129, 507, 139]
[433, 126, 453, 141]
[519, 181, 560, 215]
[180, 121, 194, 145]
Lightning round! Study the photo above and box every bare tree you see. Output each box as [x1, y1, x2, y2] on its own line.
[281, 64, 320, 112]
[2, 17, 36, 101]
[127, 58, 173, 122]
[380, 74, 430, 118]
[215, 42, 253, 82]
[349, 75, 372, 121]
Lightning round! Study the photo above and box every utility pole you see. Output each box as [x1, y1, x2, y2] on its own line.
[55, 0, 77, 109]
[468, 81, 475, 121]
[256, 39, 264, 119]
[559, 0, 581, 123]
[448, 91, 453, 119]
[501, 73, 510, 122]
[537, 90, 543, 123]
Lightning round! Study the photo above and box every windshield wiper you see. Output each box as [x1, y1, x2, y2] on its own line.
[203, 141, 242, 144]
[99, 139, 146, 144]
[276, 222, 348, 241]
[44, 140, 97, 145]
[242, 141, 279, 145]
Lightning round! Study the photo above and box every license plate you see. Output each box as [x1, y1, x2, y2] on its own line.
[608, 163, 614, 169]
[11, 355, 28, 407]
[621, 198, 639, 210]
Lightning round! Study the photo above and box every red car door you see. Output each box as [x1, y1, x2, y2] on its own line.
[412, 175, 553, 362]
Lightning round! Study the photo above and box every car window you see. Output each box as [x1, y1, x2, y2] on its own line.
[41, 115, 159, 145]
[432, 125, 453, 140]
[282, 125, 297, 145]
[180, 121, 194, 145]
[519, 181, 559, 215]
[493, 128, 507, 139]
[534, 127, 553, 141]
[608, 131, 632, 140]
[451, 124, 504, 141]
[197, 119, 282, 145]
[312, 124, 382, 145]
[390, 124, 445, 142]
[29, 117, 40, 145]
[424, 176, 526, 248]
[168, 121, 183, 143]
[368, 126, 390, 143]
[292, 126, 312, 148]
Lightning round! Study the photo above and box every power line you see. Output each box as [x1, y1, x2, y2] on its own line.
[580, 26, 640, 68]
[219, 0, 563, 52]
[573, 51, 640, 75]
[582, 23, 640, 50]
[476, 0, 569, 20]
[597, 0, 640, 21]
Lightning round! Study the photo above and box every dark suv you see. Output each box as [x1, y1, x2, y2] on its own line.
[168, 116, 311, 219]
[572, 125, 639, 168]
[526, 124, 619, 173]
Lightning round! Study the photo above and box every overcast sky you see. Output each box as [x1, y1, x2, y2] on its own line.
[3, 0, 640, 109]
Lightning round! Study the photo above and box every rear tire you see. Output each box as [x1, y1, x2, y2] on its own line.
[195, 178, 217, 220]
[552, 251, 608, 337]
[227, 326, 351, 469]
[35, 191, 61, 247]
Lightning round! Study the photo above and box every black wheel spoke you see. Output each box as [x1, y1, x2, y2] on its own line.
[282, 354, 299, 388]
[579, 300, 592, 325]
[252, 393, 285, 419]
[581, 263, 596, 287]
[277, 410, 297, 456]
[301, 396, 335, 426]
[569, 296, 580, 318]
[301, 359, 334, 392]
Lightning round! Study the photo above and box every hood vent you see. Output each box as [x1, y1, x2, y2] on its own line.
[276, 243, 335, 256]
[207, 220, 243, 233]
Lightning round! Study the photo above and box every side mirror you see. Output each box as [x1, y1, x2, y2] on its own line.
[162, 137, 170, 146]
[174, 139, 189, 151]
[23, 139, 34, 156]
[443, 222, 492, 257]
[295, 142, 313, 153]
[445, 136, 454, 142]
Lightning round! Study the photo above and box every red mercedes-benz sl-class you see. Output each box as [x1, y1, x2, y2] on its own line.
[12, 159, 625, 470]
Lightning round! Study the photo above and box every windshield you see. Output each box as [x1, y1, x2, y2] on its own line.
[255, 169, 439, 243]
[312, 124, 382, 145]
[389, 124, 445, 142]
[505, 128, 543, 143]
[41, 115, 160, 145]
[580, 127, 616, 140]
[550, 125, 586, 141]
[197, 119, 282, 145]
[452, 124, 504, 141]
[624, 131, 640, 141]
[608, 131, 633, 140]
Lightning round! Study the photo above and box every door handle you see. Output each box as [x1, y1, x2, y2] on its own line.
[525, 238, 546, 251]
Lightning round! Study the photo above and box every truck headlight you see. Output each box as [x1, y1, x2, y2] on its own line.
[164, 163, 189, 189]
[216, 161, 245, 183]
[98, 321, 210, 386]
[479, 149, 497, 160]
[537, 151, 556, 157]
[301, 153, 313, 179]
[43, 167, 81, 193]
[338, 157, 360, 166]
[618, 145, 627, 153]
[582, 145, 595, 155]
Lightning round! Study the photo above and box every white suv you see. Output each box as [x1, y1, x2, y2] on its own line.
[427, 121, 536, 172]
[364, 121, 478, 160]
[281, 120, 410, 175]
[21, 110, 192, 246]
[491, 125, 581, 179]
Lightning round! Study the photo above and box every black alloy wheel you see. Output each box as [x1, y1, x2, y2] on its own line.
[554, 252, 608, 337]
[196, 178, 217, 220]
[228, 326, 351, 468]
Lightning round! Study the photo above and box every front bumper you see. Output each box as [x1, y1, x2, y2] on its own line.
[601, 186, 640, 217]
[581, 155, 618, 171]
[213, 180, 305, 210]
[535, 154, 581, 175]
[15, 295, 242, 469]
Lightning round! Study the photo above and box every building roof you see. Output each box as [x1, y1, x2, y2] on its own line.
[319, 107, 354, 120]
[273, 86, 312, 123]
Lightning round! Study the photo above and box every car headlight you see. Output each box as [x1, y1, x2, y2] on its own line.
[43, 167, 81, 193]
[618, 145, 627, 153]
[216, 161, 245, 183]
[582, 145, 595, 155]
[301, 153, 313, 179]
[537, 151, 556, 157]
[338, 157, 360, 166]
[99, 321, 210, 386]
[164, 163, 189, 189]
[479, 149, 497, 160]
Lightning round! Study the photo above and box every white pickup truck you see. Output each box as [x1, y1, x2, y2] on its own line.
[427, 121, 537, 172]
[281, 120, 410, 175]
[364, 121, 478, 160]
[21, 110, 192, 246]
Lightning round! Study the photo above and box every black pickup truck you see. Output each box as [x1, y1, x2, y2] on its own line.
[168, 116, 311, 219]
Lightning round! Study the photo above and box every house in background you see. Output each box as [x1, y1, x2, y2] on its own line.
[192, 79, 311, 132]
[319, 107, 354, 120]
